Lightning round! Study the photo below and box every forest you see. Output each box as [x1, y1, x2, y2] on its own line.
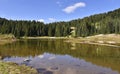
[0, 8, 120, 38]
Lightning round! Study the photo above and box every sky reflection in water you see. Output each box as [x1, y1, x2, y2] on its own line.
[3, 53, 119, 74]
[1, 39, 120, 74]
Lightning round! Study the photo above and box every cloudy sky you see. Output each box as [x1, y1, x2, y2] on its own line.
[0, 0, 120, 23]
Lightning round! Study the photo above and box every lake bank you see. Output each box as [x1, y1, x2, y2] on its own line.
[65, 34, 120, 47]
[21, 34, 120, 47]
[1, 33, 119, 47]
[21, 36, 68, 39]
[0, 61, 38, 74]
[0, 34, 17, 45]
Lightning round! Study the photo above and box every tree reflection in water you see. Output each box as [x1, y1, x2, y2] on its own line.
[0, 39, 120, 74]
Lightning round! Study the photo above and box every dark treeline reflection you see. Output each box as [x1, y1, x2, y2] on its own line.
[0, 39, 120, 72]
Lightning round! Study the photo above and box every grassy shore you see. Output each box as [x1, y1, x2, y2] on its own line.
[0, 34, 16, 45]
[21, 34, 120, 47]
[0, 61, 38, 74]
[65, 34, 120, 47]
[21, 36, 68, 39]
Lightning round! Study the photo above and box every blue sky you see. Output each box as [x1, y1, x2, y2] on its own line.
[0, 0, 120, 23]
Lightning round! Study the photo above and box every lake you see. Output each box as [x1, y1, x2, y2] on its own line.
[0, 39, 120, 74]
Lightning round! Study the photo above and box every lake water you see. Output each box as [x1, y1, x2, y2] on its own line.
[0, 39, 120, 74]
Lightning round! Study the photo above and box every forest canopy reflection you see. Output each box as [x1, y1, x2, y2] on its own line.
[0, 39, 120, 73]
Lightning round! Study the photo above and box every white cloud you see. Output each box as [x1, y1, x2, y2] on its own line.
[48, 18, 56, 21]
[38, 19, 44, 22]
[62, 2, 86, 14]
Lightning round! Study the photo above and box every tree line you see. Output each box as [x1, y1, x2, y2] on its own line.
[0, 8, 120, 38]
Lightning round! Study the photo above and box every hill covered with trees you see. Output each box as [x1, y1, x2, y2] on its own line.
[0, 8, 120, 38]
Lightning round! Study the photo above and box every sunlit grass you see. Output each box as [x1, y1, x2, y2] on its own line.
[0, 34, 16, 45]
[0, 61, 38, 74]
[65, 34, 120, 46]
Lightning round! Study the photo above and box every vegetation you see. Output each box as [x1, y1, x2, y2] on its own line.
[0, 34, 16, 45]
[65, 34, 120, 46]
[0, 61, 38, 74]
[0, 8, 120, 37]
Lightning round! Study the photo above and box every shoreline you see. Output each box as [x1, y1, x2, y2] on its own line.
[65, 40, 120, 48]
[0, 39, 17, 45]
[65, 34, 120, 47]
[21, 36, 69, 39]
[20, 34, 120, 47]
[0, 61, 38, 74]
[0, 34, 17, 45]
[1, 34, 120, 47]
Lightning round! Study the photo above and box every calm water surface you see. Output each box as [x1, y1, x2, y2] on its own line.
[0, 39, 120, 74]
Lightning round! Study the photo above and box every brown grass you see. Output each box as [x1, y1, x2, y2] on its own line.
[65, 34, 120, 46]
[0, 34, 16, 45]
[0, 61, 38, 74]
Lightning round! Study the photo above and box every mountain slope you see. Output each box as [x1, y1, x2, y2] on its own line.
[0, 8, 120, 37]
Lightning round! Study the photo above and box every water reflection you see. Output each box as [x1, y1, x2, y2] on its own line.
[3, 53, 119, 74]
[70, 43, 76, 50]
[0, 39, 120, 74]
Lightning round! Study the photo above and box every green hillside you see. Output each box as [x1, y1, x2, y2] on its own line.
[0, 8, 120, 37]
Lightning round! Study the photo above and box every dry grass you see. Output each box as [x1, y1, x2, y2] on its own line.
[0, 34, 16, 45]
[85, 34, 120, 43]
[65, 34, 120, 46]
[0, 61, 38, 74]
[21, 36, 68, 39]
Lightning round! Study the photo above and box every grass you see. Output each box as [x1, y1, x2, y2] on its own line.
[85, 34, 120, 43]
[21, 34, 120, 46]
[0, 61, 38, 74]
[21, 36, 68, 39]
[0, 34, 16, 45]
[65, 34, 120, 47]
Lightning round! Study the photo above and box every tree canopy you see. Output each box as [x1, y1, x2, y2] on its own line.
[0, 8, 120, 37]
